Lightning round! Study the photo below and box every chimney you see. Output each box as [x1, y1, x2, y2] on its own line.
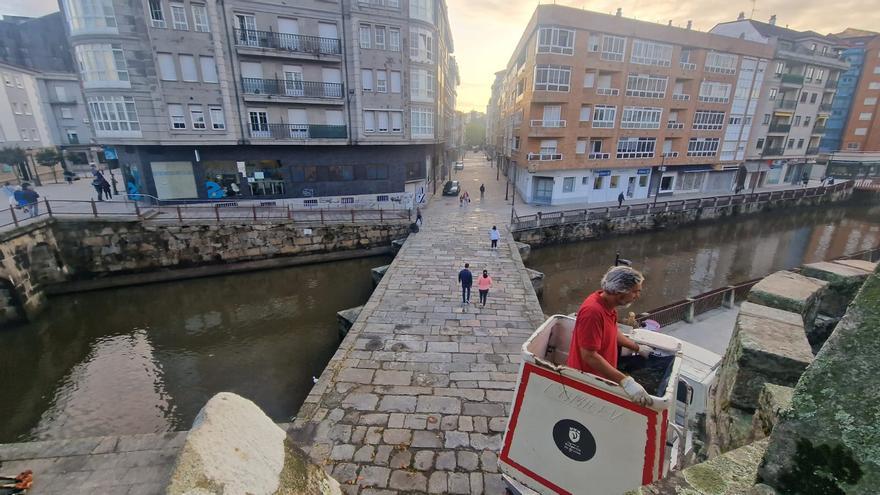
[737, 12, 745, 20]
[769, 14, 777, 25]
[616, 7, 622, 17]
[686, 20, 692, 30]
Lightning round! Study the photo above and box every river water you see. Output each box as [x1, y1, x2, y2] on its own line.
[528, 203, 880, 316]
[0, 255, 390, 443]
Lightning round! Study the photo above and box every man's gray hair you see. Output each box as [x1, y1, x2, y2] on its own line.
[601, 266, 644, 294]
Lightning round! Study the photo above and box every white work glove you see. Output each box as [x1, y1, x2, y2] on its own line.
[637, 344, 653, 359]
[620, 376, 654, 407]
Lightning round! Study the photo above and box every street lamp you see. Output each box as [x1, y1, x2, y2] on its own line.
[509, 162, 518, 224]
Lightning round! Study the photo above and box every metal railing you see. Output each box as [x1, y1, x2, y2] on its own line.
[781, 74, 805, 85]
[510, 181, 853, 231]
[527, 152, 563, 161]
[666, 122, 684, 129]
[530, 120, 566, 128]
[854, 178, 880, 191]
[768, 123, 791, 133]
[762, 147, 785, 157]
[240, 78, 343, 99]
[775, 100, 797, 110]
[249, 124, 347, 140]
[233, 29, 342, 55]
[0, 198, 409, 231]
[596, 87, 620, 96]
[679, 61, 696, 71]
[818, 103, 833, 112]
[812, 125, 827, 134]
[672, 93, 690, 101]
[587, 152, 610, 160]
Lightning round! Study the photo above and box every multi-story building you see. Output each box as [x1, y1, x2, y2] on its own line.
[485, 70, 504, 161]
[495, 5, 773, 206]
[0, 13, 77, 73]
[824, 29, 880, 153]
[712, 15, 848, 188]
[58, 0, 456, 203]
[0, 62, 53, 151]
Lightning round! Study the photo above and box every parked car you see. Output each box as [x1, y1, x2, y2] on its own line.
[454, 161, 464, 170]
[443, 180, 461, 196]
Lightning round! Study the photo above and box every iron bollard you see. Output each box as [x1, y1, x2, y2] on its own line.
[91, 199, 98, 217]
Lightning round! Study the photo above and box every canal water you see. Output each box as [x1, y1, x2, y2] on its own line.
[528, 203, 880, 316]
[0, 255, 391, 443]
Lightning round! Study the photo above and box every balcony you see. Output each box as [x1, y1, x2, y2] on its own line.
[234, 29, 342, 58]
[529, 120, 566, 128]
[527, 152, 563, 161]
[774, 99, 797, 110]
[698, 95, 729, 104]
[818, 103, 833, 113]
[587, 152, 610, 160]
[806, 147, 820, 155]
[825, 78, 839, 90]
[768, 123, 792, 133]
[249, 123, 347, 140]
[812, 124, 827, 134]
[762, 147, 785, 156]
[687, 150, 717, 157]
[662, 151, 679, 158]
[666, 121, 684, 129]
[679, 61, 696, 71]
[241, 78, 344, 100]
[49, 97, 78, 105]
[672, 93, 690, 101]
[781, 73, 805, 86]
[596, 87, 620, 96]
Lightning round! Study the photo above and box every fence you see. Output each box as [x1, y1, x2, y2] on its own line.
[854, 178, 880, 191]
[0, 199, 410, 230]
[511, 181, 853, 232]
[635, 244, 880, 328]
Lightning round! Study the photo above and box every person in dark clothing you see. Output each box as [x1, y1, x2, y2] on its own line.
[458, 263, 473, 304]
[99, 173, 112, 199]
[16, 183, 40, 218]
[480, 183, 485, 199]
[618, 192, 625, 208]
[91, 177, 105, 200]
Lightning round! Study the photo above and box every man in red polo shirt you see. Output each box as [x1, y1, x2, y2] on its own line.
[567, 266, 654, 406]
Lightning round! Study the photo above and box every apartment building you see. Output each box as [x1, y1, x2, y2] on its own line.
[712, 16, 848, 188]
[485, 70, 504, 161]
[826, 29, 880, 153]
[0, 62, 53, 150]
[59, 0, 456, 202]
[494, 5, 773, 206]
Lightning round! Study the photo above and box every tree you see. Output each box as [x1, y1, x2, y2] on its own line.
[35, 147, 64, 184]
[0, 147, 28, 183]
[464, 120, 486, 148]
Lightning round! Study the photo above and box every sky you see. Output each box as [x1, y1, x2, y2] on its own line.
[6, 0, 879, 112]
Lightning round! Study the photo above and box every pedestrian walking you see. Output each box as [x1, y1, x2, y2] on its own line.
[489, 225, 500, 250]
[458, 263, 473, 304]
[15, 183, 39, 218]
[91, 176, 105, 201]
[618, 192, 625, 208]
[459, 194, 464, 207]
[480, 183, 485, 200]
[477, 270, 493, 307]
[416, 207, 423, 227]
[101, 176, 112, 199]
[463, 191, 470, 205]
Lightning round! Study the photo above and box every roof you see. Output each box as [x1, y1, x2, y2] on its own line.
[714, 18, 824, 41]
[832, 28, 880, 39]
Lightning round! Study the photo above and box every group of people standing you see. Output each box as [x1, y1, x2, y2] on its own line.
[1, 182, 40, 218]
[90, 165, 113, 201]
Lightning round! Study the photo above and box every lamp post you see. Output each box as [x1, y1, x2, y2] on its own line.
[652, 154, 667, 208]
[509, 163, 519, 224]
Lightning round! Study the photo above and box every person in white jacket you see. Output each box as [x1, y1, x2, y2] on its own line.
[489, 225, 500, 250]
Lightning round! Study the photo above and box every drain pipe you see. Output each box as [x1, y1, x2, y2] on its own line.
[219, 0, 247, 144]
[339, 0, 354, 145]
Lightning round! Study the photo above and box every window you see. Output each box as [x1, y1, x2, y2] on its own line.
[376, 111, 389, 132]
[800, 91, 808, 103]
[728, 116, 742, 125]
[576, 139, 587, 154]
[179, 55, 198, 82]
[534, 64, 571, 92]
[88, 95, 140, 135]
[601, 35, 626, 61]
[410, 69, 435, 100]
[190, 105, 205, 129]
[630, 39, 672, 67]
[639, 175, 648, 187]
[11, 103, 20, 114]
[66, 129, 78, 143]
[363, 111, 376, 132]
[579, 105, 591, 122]
[410, 28, 433, 62]
[168, 104, 186, 128]
[411, 107, 433, 137]
[328, 165, 354, 181]
[199, 56, 217, 83]
[787, 138, 794, 149]
[171, 3, 188, 30]
[793, 115, 801, 126]
[804, 66, 814, 81]
[375, 26, 386, 49]
[854, 128, 868, 136]
[388, 0, 399, 7]
[687, 138, 719, 156]
[61, 107, 73, 119]
[149, 0, 165, 28]
[870, 82, 880, 90]
[13, 76, 22, 88]
[366, 165, 389, 180]
[158, 53, 177, 81]
[865, 97, 878, 105]
[804, 116, 811, 126]
[763, 113, 771, 125]
[22, 103, 31, 115]
[875, 66, 880, 75]
[705, 51, 737, 74]
[626, 74, 667, 98]
[61, 0, 117, 34]
[768, 88, 778, 100]
[610, 176, 620, 188]
[675, 172, 705, 191]
[376, 70, 387, 92]
[361, 69, 373, 91]
[616, 137, 656, 158]
[248, 110, 269, 136]
[859, 112, 873, 120]
[699, 81, 731, 103]
[756, 138, 764, 149]
[583, 71, 595, 88]
[592, 105, 616, 128]
[191, 5, 209, 32]
[391, 112, 402, 132]
[74, 43, 129, 85]
[796, 138, 804, 149]
[537, 27, 575, 55]
[693, 110, 725, 130]
[810, 93, 817, 104]
[593, 176, 604, 189]
[621, 106, 662, 129]
[389, 28, 401, 51]
[390, 71, 401, 93]
[20, 129, 29, 141]
[563, 177, 575, 192]
[209, 106, 225, 129]
[359, 24, 371, 48]
[409, 0, 432, 23]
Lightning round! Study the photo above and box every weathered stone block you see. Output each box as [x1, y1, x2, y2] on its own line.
[750, 384, 794, 441]
[515, 242, 530, 261]
[759, 269, 880, 493]
[716, 309, 812, 411]
[371, 265, 390, 287]
[336, 306, 363, 339]
[525, 268, 544, 298]
[746, 270, 828, 336]
[801, 260, 872, 317]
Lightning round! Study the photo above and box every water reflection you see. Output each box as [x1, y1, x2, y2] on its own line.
[0, 255, 390, 443]
[529, 204, 880, 316]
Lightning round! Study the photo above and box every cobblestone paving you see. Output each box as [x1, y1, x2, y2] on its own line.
[290, 155, 546, 494]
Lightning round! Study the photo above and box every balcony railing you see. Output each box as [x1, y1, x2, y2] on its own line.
[806, 147, 820, 155]
[687, 150, 717, 157]
[249, 123, 347, 140]
[530, 120, 566, 128]
[662, 151, 679, 158]
[698, 95, 729, 103]
[241, 78, 343, 99]
[587, 152, 610, 160]
[825, 79, 839, 89]
[812, 125, 827, 134]
[818, 103, 833, 112]
[774, 100, 797, 110]
[596, 87, 620, 96]
[667, 121, 684, 129]
[672, 93, 690, 101]
[768, 123, 792, 133]
[762, 147, 785, 156]
[679, 61, 696, 71]
[49, 97, 78, 105]
[527, 152, 563, 161]
[234, 29, 342, 55]
[781, 73, 805, 85]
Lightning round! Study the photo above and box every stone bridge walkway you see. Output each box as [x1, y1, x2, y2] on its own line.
[290, 155, 546, 494]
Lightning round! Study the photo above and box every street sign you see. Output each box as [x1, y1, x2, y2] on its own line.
[637, 168, 651, 175]
[596, 170, 611, 177]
